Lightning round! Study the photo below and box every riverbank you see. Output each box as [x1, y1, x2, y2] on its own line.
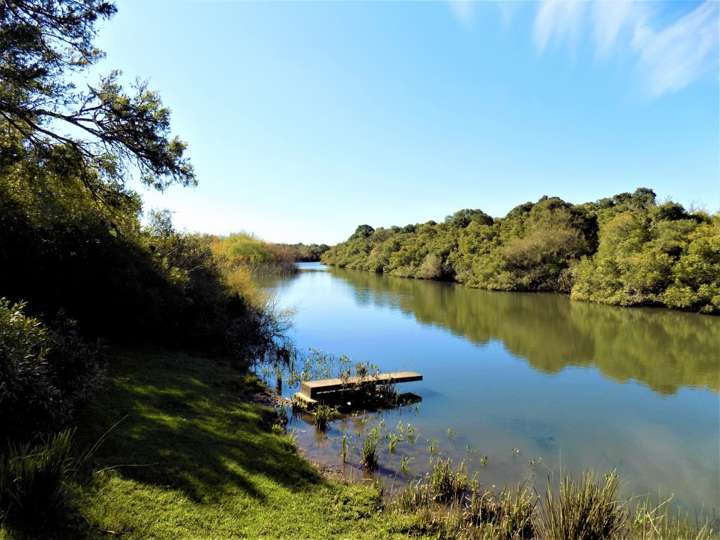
[5, 347, 711, 539]
[46, 348, 407, 539]
[321, 191, 720, 315]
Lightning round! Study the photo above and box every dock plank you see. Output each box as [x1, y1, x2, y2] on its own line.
[300, 371, 422, 399]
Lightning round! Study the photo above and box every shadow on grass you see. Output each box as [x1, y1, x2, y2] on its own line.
[76, 348, 324, 504]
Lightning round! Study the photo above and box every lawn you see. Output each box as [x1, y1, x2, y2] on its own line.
[68, 349, 411, 539]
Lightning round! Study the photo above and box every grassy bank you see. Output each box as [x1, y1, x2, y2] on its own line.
[1, 348, 714, 539]
[42, 349, 408, 539]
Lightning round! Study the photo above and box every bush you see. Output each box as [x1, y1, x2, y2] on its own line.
[322, 190, 719, 314]
[0, 299, 103, 442]
[0, 174, 285, 360]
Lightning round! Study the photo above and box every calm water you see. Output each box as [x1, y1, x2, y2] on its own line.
[266, 263, 720, 513]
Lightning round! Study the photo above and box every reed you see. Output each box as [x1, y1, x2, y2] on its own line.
[538, 470, 625, 539]
[361, 427, 380, 470]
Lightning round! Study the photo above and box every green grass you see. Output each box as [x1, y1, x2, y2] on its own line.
[42, 349, 411, 539]
[1, 348, 714, 539]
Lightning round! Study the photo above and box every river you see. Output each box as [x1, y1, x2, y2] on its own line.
[265, 262, 719, 514]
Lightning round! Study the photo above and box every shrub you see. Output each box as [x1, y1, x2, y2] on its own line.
[322, 191, 719, 314]
[0, 299, 103, 442]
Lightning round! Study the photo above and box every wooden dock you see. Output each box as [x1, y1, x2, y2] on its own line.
[294, 371, 422, 406]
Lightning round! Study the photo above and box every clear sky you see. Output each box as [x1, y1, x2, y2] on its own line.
[94, 0, 719, 244]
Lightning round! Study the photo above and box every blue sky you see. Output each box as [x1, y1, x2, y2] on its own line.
[94, 1, 718, 243]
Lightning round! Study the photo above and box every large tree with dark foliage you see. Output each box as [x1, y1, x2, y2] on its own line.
[0, 0, 194, 196]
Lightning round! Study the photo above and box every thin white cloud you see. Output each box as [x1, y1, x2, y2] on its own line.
[534, 0, 588, 52]
[632, 1, 719, 96]
[593, 0, 640, 56]
[533, 0, 719, 96]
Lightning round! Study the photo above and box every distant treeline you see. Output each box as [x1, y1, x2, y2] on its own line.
[209, 236, 329, 284]
[274, 243, 330, 262]
[322, 189, 719, 314]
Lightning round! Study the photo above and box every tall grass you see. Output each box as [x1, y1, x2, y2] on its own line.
[428, 458, 469, 503]
[391, 460, 714, 540]
[361, 427, 380, 470]
[0, 430, 75, 531]
[538, 471, 625, 539]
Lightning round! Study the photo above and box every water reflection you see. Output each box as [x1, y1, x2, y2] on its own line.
[270, 263, 720, 513]
[327, 267, 720, 395]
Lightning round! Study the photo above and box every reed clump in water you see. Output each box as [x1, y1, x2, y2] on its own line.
[538, 470, 624, 539]
[313, 404, 337, 431]
[361, 427, 381, 470]
[391, 460, 715, 539]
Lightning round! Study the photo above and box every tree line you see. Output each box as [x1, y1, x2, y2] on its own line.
[322, 189, 719, 314]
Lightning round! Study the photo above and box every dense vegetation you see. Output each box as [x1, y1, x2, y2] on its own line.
[323, 189, 719, 314]
[327, 268, 719, 394]
[0, 1, 714, 537]
[274, 242, 330, 262]
[0, 1, 286, 534]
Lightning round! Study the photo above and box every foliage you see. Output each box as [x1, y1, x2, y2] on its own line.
[0, 0, 194, 196]
[427, 458, 469, 503]
[0, 299, 103, 442]
[0, 161, 282, 360]
[210, 233, 297, 289]
[327, 268, 720, 393]
[273, 242, 330, 262]
[323, 189, 719, 314]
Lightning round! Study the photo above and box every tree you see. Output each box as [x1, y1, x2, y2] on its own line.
[445, 209, 493, 228]
[351, 224, 375, 239]
[0, 0, 194, 198]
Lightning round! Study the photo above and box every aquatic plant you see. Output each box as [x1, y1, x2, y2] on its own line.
[361, 427, 380, 470]
[340, 432, 349, 463]
[405, 424, 418, 445]
[630, 496, 715, 540]
[428, 458, 468, 503]
[463, 485, 536, 538]
[538, 470, 626, 539]
[387, 433, 400, 454]
[313, 404, 337, 431]
[391, 457, 712, 540]
[355, 362, 369, 379]
[400, 456, 412, 477]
